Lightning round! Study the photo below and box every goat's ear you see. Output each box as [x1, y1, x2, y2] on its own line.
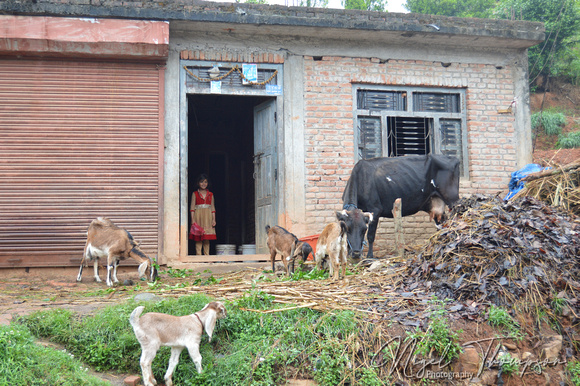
[336, 210, 348, 222]
[292, 242, 304, 257]
[205, 309, 218, 342]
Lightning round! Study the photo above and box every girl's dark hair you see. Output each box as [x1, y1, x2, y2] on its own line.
[196, 174, 210, 187]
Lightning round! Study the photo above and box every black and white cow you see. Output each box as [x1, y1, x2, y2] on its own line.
[342, 154, 460, 258]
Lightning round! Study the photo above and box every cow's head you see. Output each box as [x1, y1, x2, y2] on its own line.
[336, 208, 373, 261]
[431, 155, 461, 206]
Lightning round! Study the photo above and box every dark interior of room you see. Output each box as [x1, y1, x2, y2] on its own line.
[187, 94, 269, 255]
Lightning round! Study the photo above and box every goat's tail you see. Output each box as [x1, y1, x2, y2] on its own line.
[149, 256, 158, 282]
[129, 306, 145, 328]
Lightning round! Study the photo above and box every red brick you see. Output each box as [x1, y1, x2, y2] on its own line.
[124, 375, 141, 386]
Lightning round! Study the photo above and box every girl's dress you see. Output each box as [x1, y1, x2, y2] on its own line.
[191, 190, 217, 241]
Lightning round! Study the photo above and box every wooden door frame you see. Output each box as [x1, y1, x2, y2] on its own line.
[179, 60, 284, 259]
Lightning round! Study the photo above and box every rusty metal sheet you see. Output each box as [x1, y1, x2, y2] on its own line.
[0, 59, 163, 268]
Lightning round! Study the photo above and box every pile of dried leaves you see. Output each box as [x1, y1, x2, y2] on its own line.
[410, 194, 580, 311]
[514, 160, 580, 215]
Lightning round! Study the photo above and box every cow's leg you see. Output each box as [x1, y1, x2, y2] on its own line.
[366, 213, 380, 258]
[93, 260, 102, 283]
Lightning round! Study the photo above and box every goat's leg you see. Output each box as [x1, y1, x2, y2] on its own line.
[105, 256, 115, 287]
[140, 348, 158, 386]
[339, 247, 347, 280]
[164, 347, 184, 385]
[112, 259, 120, 285]
[330, 252, 339, 281]
[186, 343, 203, 373]
[93, 260, 102, 283]
[269, 250, 277, 273]
[76, 262, 84, 282]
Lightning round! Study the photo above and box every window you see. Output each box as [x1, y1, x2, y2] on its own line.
[355, 87, 467, 177]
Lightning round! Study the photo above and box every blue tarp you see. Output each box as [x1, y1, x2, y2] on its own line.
[505, 163, 546, 200]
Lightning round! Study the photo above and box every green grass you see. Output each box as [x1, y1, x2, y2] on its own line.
[499, 352, 519, 377]
[557, 130, 580, 148]
[487, 306, 524, 341]
[16, 291, 389, 385]
[405, 297, 463, 363]
[0, 323, 110, 386]
[532, 110, 567, 135]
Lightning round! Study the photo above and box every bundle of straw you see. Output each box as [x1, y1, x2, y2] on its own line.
[514, 160, 580, 215]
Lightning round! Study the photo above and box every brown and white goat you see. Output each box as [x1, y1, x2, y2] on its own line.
[130, 301, 227, 386]
[315, 209, 373, 281]
[266, 225, 313, 275]
[76, 217, 158, 287]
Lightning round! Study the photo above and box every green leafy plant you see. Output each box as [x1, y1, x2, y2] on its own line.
[488, 305, 524, 341]
[557, 131, 580, 149]
[405, 297, 463, 362]
[166, 267, 195, 278]
[290, 267, 329, 281]
[567, 360, 580, 386]
[531, 111, 566, 135]
[499, 352, 520, 377]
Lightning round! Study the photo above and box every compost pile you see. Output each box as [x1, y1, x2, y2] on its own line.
[410, 194, 580, 309]
[515, 160, 580, 216]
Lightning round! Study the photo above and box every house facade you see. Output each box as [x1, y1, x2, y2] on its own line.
[0, 0, 544, 268]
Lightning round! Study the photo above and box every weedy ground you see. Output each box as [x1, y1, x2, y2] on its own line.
[0, 265, 577, 386]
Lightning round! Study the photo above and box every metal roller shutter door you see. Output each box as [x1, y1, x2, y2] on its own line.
[0, 59, 163, 268]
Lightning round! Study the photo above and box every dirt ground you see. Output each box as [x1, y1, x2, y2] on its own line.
[0, 262, 574, 386]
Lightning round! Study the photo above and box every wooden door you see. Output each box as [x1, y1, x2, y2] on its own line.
[253, 99, 278, 254]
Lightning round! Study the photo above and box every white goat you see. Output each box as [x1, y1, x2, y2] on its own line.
[129, 301, 227, 386]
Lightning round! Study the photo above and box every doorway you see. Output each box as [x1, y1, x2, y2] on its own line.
[187, 94, 271, 255]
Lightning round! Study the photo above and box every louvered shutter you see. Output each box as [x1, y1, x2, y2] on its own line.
[0, 60, 163, 267]
[357, 117, 382, 159]
[357, 90, 406, 111]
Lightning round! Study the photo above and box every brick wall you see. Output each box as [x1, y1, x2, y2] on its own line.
[303, 56, 518, 254]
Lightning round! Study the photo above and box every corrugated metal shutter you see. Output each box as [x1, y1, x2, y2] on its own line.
[0, 59, 162, 268]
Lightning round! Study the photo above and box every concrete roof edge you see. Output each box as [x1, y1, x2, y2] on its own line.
[0, 0, 545, 46]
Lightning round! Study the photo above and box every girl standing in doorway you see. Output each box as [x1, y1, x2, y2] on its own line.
[190, 174, 217, 255]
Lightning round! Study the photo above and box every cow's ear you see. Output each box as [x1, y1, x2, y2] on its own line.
[336, 210, 348, 222]
[364, 212, 374, 224]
